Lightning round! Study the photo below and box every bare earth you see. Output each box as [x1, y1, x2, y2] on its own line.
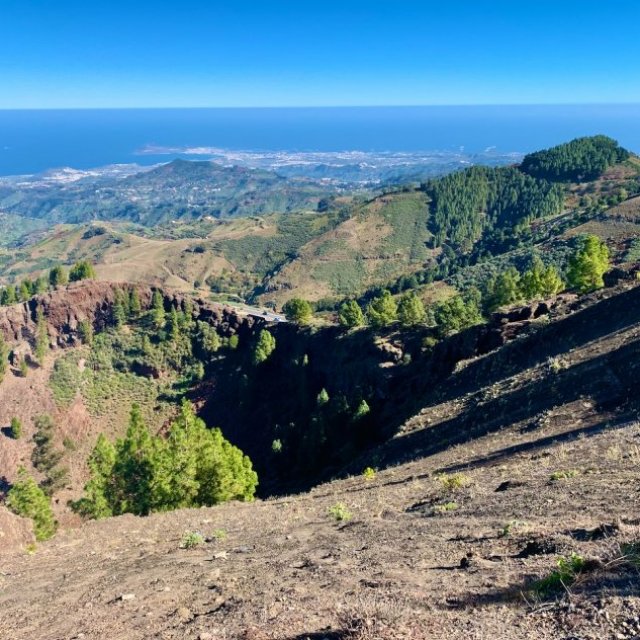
[2, 281, 640, 639]
[1, 387, 639, 638]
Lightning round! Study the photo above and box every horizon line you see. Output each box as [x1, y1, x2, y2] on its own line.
[2, 102, 640, 112]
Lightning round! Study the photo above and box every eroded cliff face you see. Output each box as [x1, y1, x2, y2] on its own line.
[0, 281, 259, 353]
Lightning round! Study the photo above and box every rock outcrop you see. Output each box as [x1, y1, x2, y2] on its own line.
[0, 281, 260, 353]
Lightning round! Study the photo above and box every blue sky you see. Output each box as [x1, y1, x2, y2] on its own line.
[1, 0, 639, 108]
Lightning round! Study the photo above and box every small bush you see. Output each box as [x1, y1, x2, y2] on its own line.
[211, 529, 227, 541]
[498, 520, 522, 538]
[328, 502, 352, 522]
[6, 469, 58, 541]
[362, 467, 376, 480]
[9, 417, 22, 439]
[438, 472, 470, 492]
[550, 469, 579, 481]
[531, 553, 586, 596]
[434, 501, 458, 514]
[180, 531, 205, 549]
[547, 356, 569, 374]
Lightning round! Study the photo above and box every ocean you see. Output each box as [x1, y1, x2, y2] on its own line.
[0, 104, 639, 176]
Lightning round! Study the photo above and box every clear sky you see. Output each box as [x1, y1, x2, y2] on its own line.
[1, 0, 639, 109]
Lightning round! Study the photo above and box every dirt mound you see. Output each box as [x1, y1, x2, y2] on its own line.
[0, 507, 33, 551]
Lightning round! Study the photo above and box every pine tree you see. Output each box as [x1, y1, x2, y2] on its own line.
[197, 321, 220, 359]
[253, 330, 276, 365]
[151, 291, 166, 332]
[317, 388, 330, 406]
[338, 300, 365, 328]
[567, 235, 610, 293]
[6, 468, 57, 541]
[71, 434, 116, 519]
[485, 267, 523, 311]
[539, 264, 564, 297]
[168, 307, 180, 341]
[354, 399, 370, 419]
[366, 290, 398, 328]
[434, 295, 483, 337]
[129, 288, 142, 318]
[49, 265, 68, 288]
[0, 333, 7, 383]
[19, 281, 31, 302]
[34, 276, 48, 295]
[520, 256, 564, 299]
[69, 260, 96, 282]
[31, 414, 67, 495]
[111, 404, 156, 516]
[397, 291, 427, 327]
[182, 298, 194, 329]
[73, 401, 258, 519]
[1, 286, 16, 305]
[112, 299, 126, 330]
[282, 298, 313, 325]
[78, 319, 94, 346]
[34, 306, 49, 364]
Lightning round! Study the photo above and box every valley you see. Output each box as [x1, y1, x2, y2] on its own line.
[0, 136, 640, 639]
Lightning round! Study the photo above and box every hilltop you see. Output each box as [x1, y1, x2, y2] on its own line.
[0, 136, 638, 311]
[0, 160, 333, 226]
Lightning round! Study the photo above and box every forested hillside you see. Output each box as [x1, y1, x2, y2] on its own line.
[521, 135, 630, 181]
[424, 165, 564, 250]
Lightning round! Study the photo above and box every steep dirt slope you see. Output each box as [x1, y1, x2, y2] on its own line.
[2, 283, 640, 639]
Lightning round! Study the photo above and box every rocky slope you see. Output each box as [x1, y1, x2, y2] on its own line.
[1, 279, 640, 638]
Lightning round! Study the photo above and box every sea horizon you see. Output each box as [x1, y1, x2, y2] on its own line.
[1, 103, 639, 176]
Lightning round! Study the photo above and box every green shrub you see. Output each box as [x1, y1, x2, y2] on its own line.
[253, 329, 276, 365]
[282, 298, 313, 325]
[180, 531, 205, 549]
[328, 502, 352, 522]
[567, 235, 609, 293]
[397, 291, 426, 326]
[9, 417, 22, 439]
[438, 473, 470, 492]
[366, 290, 397, 328]
[434, 501, 458, 514]
[531, 553, 586, 596]
[338, 299, 365, 328]
[69, 260, 96, 282]
[6, 469, 57, 541]
[317, 388, 329, 406]
[550, 469, 579, 481]
[362, 467, 376, 480]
